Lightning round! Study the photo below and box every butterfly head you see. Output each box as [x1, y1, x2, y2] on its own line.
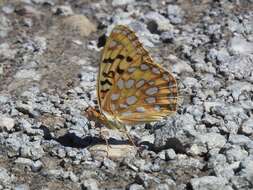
[84, 106, 103, 123]
[84, 106, 124, 129]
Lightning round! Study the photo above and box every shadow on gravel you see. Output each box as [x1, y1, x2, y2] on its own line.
[40, 125, 185, 153]
[140, 138, 186, 154]
[55, 133, 131, 148]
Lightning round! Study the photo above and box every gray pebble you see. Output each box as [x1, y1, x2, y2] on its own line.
[103, 158, 117, 171]
[0, 167, 15, 186]
[20, 140, 45, 160]
[15, 157, 43, 172]
[14, 184, 30, 190]
[225, 145, 248, 163]
[228, 36, 253, 55]
[81, 178, 99, 190]
[194, 132, 226, 151]
[112, 0, 135, 6]
[165, 149, 177, 160]
[240, 117, 253, 135]
[128, 184, 144, 190]
[238, 157, 253, 182]
[219, 55, 253, 80]
[228, 134, 251, 146]
[0, 14, 12, 38]
[52, 5, 73, 16]
[0, 116, 15, 132]
[167, 5, 184, 24]
[145, 11, 173, 32]
[190, 176, 231, 190]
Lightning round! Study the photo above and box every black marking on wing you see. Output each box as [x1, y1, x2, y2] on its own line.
[116, 65, 124, 75]
[100, 79, 112, 86]
[116, 54, 125, 60]
[103, 58, 114, 64]
[103, 71, 115, 78]
[100, 89, 110, 93]
[126, 56, 133, 62]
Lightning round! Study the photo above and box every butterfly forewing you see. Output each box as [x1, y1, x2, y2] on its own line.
[97, 25, 178, 125]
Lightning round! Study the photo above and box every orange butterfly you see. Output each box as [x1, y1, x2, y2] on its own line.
[85, 25, 178, 145]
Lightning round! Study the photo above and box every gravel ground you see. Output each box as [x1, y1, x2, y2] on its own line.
[0, 0, 253, 190]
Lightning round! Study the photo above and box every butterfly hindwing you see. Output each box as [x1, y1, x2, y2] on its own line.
[97, 25, 178, 125]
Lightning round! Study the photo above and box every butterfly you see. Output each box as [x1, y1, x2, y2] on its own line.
[85, 25, 178, 145]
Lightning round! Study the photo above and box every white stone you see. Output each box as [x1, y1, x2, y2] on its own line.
[0, 116, 15, 131]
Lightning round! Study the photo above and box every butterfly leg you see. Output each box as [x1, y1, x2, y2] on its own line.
[123, 126, 137, 148]
[99, 127, 112, 156]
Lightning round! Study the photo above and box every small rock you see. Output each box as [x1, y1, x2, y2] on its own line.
[14, 69, 41, 81]
[2, 4, 15, 14]
[230, 176, 252, 190]
[62, 15, 96, 37]
[68, 171, 78, 182]
[239, 157, 253, 182]
[213, 162, 238, 180]
[185, 105, 204, 122]
[194, 132, 226, 151]
[155, 183, 170, 190]
[45, 168, 68, 179]
[157, 151, 166, 160]
[0, 95, 9, 104]
[14, 184, 30, 190]
[52, 5, 73, 16]
[219, 55, 253, 80]
[16, 102, 38, 117]
[145, 11, 173, 32]
[207, 153, 227, 169]
[188, 144, 207, 156]
[182, 77, 201, 89]
[169, 55, 193, 74]
[112, 0, 135, 6]
[140, 134, 154, 144]
[240, 117, 253, 135]
[225, 146, 248, 163]
[15, 158, 43, 172]
[89, 144, 136, 159]
[228, 134, 251, 146]
[5, 133, 29, 157]
[176, 155, 205, 170]
[202, 113, 221, 126]
[190, 176, 230, 190]
[165, 149, 177, 160]
[164, 179, 177, 189]
[51, 147, 66, 158]
[160, 30, 177, 43]
[135, 172, 159, 188]
[32, 0, 55, 4]
[203, 101, 225, 113]
[0, 43, 16, 60]
[0, 116, 15, 131]
[20, 140, 45, 160]
[167, 5, 184, 24]
[200, 74, 221, 90]
[103, 158, 117, 171]
[81, 178, 99, 190]
[0, 14, 12, 37]
[0, 167, 15, 185]
[128, 184, 145, 190]
[226, 81, 253, 101]
[228, 36, 253, 55]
